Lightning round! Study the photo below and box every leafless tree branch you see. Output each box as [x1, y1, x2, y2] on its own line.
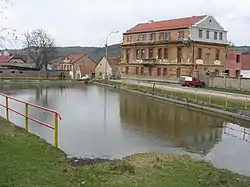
[24, 29, 56, 71]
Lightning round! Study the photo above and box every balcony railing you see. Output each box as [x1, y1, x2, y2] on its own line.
[142, 58, 156, 66]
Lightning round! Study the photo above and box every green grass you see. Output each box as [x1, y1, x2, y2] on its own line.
[108, 81, 249, 110]
[1, 118, 250, 187]
[203, 87, 250, 95]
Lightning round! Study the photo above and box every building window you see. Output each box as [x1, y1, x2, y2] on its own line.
[157, 68, 161, 76]
[140, 67, 144, 76]
[225, 70, 229, 76]
[214, 32, 218, 40]
[126, 49, 130, 63]
[215, 49, 220, 60]
[177, 48, 182, 63]
[198, 48, 202, 59]
[135, 67, 139, 75]
[178, 31, 184, 40]
[236, 54, 240, 63]
[158, 48, 162, 59]
[149, 67, 152, 76]
[159, 32, 163, 40]
[136, 49, 140, 60]
[150, 33, 156, 40]
[163, 48, 168, 59]
[141, 33, 146, 40]
[219, 32, 223, 40]
[235, 70, 240, 78]
[163, 68, 167, 76]
[125, 67, 129, 74]
[199, 29, 202, 38]
[141, 49, 145, 59]
[148, 48, 154, 58]
[126, 36, 129, 42]
[215, 69, 219, 76]
[206, 30, 209, 39]
[129, 36, 132, 41]
[137, 34, 141, 41]
[165, 31, 171, 40]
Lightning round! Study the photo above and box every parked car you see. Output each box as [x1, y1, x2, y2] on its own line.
[81, 74, 90, 81]
[179, 76, 205, 87]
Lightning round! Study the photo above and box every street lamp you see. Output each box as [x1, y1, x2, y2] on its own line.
[105, 31, 119, 82]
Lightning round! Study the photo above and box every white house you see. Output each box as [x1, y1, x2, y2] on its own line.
[95, 57, 120, 79]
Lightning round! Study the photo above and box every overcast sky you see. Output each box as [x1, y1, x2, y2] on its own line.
[1, 0, 250, 48]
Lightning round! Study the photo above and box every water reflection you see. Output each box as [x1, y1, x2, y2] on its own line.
[119, 93, 224, 155]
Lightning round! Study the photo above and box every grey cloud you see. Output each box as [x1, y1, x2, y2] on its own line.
[2, 0, 250, 47]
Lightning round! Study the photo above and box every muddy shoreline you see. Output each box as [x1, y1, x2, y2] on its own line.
[68, 157, 111, 167]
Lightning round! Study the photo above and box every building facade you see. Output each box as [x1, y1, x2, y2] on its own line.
[95, 57, 120, 79]
[120, 15, 228, 78]
[59, 54, 96, 79]
[226, 49, 250, 78]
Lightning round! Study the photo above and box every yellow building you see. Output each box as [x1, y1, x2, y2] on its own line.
[120, 15, 228, 78]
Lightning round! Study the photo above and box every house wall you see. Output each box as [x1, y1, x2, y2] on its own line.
[190, 16, 228, 45]
[241, 54, 250, 70]
[241, 70, 250, 78]
[95, 58, 112, 78]
[226, 52, 241, 77]
[120, 43, 227, 78]
[73, 55, 96, 73]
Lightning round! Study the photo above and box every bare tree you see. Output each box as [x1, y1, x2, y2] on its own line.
[24, 29, 56, 72]
[0, 0, 17, 48]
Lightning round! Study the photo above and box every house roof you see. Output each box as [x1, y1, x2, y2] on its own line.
[125, 15, 207, 34]
[0, 56, 10, 63]
[0, 54, 27, 63]
[67, 54, 87, 64]
[77, 65, 95, 75]
[108, 57, 121, 67]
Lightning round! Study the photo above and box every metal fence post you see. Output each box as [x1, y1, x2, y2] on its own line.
[5, 97, 9, 121]
[208, 92, 211, 104]
[25, 103, 29, 131]
[225, 95, 228, 108]
[54, 113, 59, 148]
[245, 97, 248, 110]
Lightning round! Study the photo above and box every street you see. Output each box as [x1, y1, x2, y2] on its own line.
[114, 79, 250, 102]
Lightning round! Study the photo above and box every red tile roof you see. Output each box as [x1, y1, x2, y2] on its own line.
[125, 15, 207, 34]
[108, 57, 121, 67]
[77, 65, 95, 75]
[0, 54, 27, 63]
[67, 54, 86, 64]
[0, 56, 10, 63]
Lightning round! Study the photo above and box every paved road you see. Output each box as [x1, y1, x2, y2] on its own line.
[114, 79, 250, 102]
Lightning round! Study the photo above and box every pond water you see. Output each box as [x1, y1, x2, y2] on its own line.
[0, 83, 250, 176]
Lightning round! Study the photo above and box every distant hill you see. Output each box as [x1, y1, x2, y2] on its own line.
[4, 44, 249, 65]
[229, 46, 250, 53]
[2, 44, 121, 63]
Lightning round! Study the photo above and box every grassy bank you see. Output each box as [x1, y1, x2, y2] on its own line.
[1, 118, 250, 187]
[204, 87, 250, 95]
[107, 80, 249, 111]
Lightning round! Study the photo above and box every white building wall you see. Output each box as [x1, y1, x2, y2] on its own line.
[95, 57, 112, 78]
[189, 16, 228, 45]
[241, 70, 250, 78]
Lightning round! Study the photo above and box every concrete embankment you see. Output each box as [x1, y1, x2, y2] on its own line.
[94, 81, 250, 122]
